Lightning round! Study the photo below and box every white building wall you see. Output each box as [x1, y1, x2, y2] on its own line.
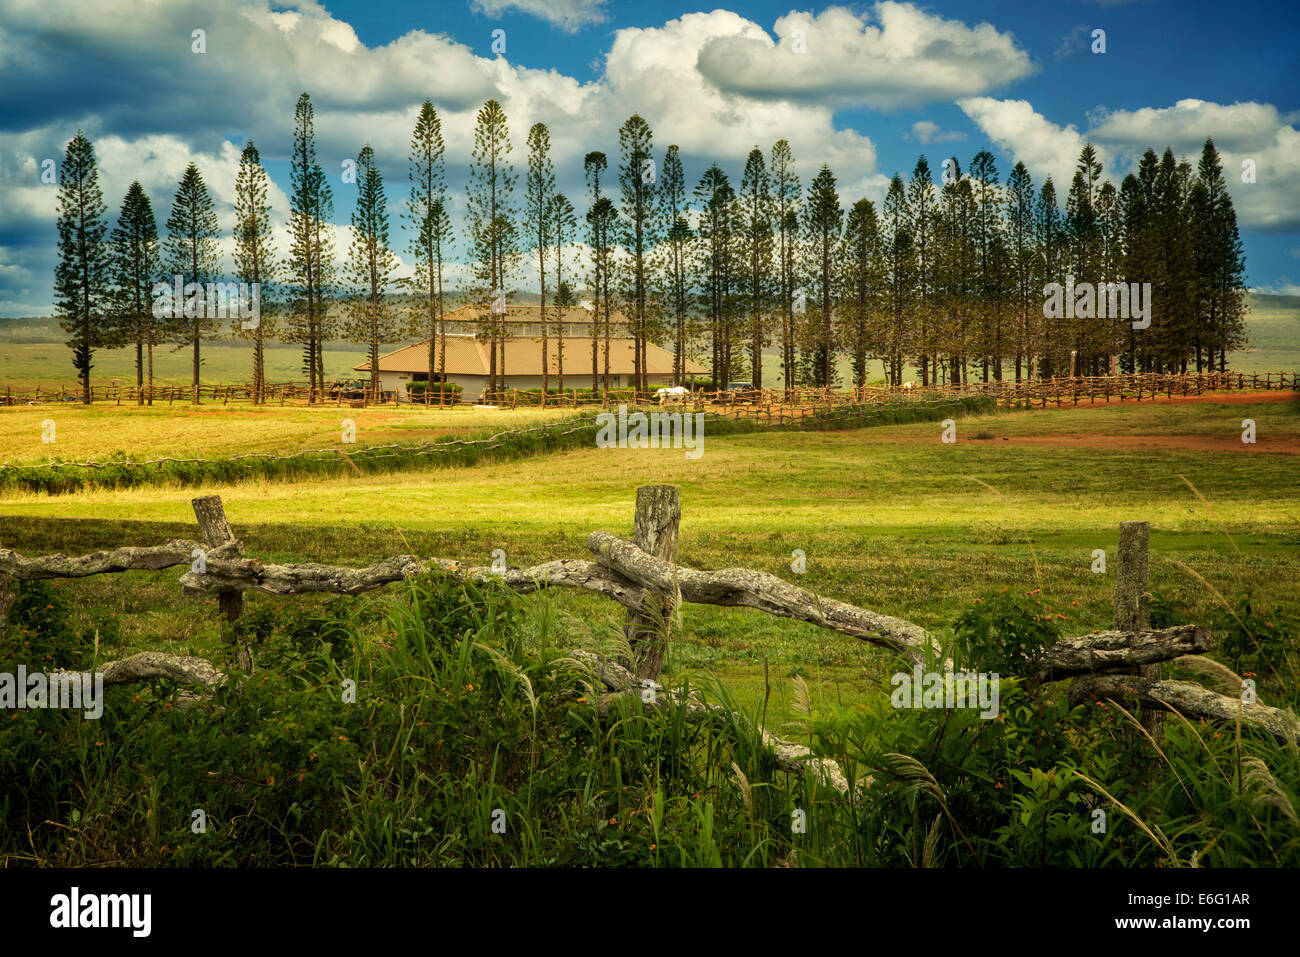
[378, 371, 413, 399]
[453, 375, 490, 400]
[495, 374, 679, 390]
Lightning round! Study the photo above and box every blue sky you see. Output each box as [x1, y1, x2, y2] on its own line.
[2, 0, 1298, 315]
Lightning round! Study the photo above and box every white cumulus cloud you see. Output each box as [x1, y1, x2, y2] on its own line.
[696, 2, 1036, 110]
[470, 0, 609, 33]
[959, 96, 1300, 232]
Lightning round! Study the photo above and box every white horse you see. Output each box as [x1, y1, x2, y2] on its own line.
[655, 385, 690, 405]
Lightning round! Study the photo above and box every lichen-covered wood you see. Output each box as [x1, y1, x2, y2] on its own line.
[58, 651, 226, 688]
[586, 530, 936, 662]
[178, 554, 645, 606]
[1035, 625, 1212, 683]
[0, 540, 221, 579]
[192, 495, 244, 622]
[1068, 674, 1300, 745]
[622, 485, 680, 679]
[1113, 522, 1151, 635]
[1113, 520, 1161, 738]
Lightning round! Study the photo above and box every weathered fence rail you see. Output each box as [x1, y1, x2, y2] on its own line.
[2, 489, 1296, 794]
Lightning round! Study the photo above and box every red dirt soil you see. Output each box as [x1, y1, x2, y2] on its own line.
[960, 433, 1300, 454]
[895, 391, 1300, 454]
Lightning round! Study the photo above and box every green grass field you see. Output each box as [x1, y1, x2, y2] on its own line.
[1232, 294, 1300, 373]
[2, 389, 1298, 867]
[3, 396, 1296, 727]
[0, 341, 380, 390]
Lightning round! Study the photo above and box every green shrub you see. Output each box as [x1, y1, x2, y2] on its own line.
[1, 579, 85, 669]
[950, 588, 1063, 674]
[406, 382, 463, 400]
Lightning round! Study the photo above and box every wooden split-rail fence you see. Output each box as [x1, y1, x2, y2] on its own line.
[1, 488, 1296, 792]
[483, 371, 1298, 413]
[3, 371, 1294, 412]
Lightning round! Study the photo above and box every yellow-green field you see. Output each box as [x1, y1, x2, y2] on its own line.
[2, 395, 1297, 727]
[0, 403, 576, 464]
[0, 341, 376, 390]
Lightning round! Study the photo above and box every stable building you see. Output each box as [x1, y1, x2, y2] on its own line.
[354, 334, 707, 401]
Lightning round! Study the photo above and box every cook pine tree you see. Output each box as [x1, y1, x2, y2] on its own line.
[881, 175, 914, 386]
[54, 130, 111, 403]
[406, 100, 452, 403]
[233, 141, 278, 403]
[343, 146, 401, 402]
[287, 92, 335, 400]
[656, 144, 693, 385]
[617, 114, 656, 392]
[840, 197, 884, 388]
[549, 192, 576, 390]
[1191, 138, 1247, 371]
[803, 164, 842, 388]
[694, 164, 737, 388]
[907, 157, 937, 385]
[108, 180, 162, 404]
[935, 157, 975, 386]
[770, 139, 801, 389]
[525, 122, 556, 400]
[739, 147, 773, 390]
[1005, 161, 1035, 381]
[584, 151, 616, 391]
[164, 162, 221, 400]
[1034, 176, 1064, 377]
[969, 150, 1007, 382]
[466, 98, 517, 393]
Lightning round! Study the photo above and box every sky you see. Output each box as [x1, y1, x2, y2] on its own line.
[1, 0, 1298, 316]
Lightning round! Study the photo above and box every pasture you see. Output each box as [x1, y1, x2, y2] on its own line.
[0, 339, 377, 391]
[1, 391, 1297, 867]
[3, 395, 1297, 717]
[0, 403, 578, 464]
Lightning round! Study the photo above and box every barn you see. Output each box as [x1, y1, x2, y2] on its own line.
[354, 334, 707, 401]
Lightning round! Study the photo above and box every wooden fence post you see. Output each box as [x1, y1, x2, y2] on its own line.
[622, 485, 681, 679]
[192, 495, 244, 625]
[1114, 520, 1162, 740]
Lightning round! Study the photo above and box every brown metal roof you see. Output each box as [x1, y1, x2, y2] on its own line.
[354, 335, 707, 376]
